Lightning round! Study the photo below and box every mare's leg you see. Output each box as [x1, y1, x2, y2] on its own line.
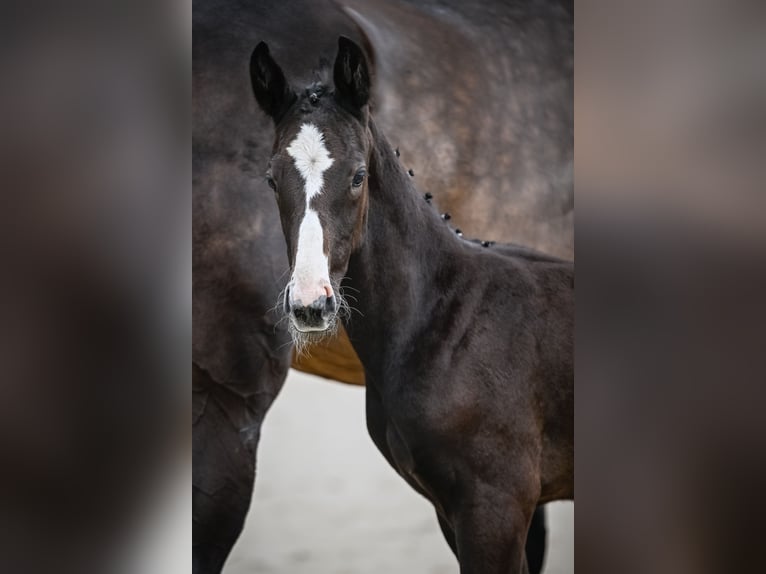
[192, 356, 288, 573]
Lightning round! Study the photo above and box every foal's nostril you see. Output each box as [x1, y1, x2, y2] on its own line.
[325, 294, 337, 315]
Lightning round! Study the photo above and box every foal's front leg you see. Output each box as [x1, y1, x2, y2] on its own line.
[453, 481, 538, 574]
[441, 506, 547, 574]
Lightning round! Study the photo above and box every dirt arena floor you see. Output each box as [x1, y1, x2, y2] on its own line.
[225, 370, 574, 573]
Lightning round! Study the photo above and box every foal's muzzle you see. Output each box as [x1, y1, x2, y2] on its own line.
[285, 286, 338, 332]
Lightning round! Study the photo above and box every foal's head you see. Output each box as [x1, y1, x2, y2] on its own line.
[250, 37, 373, 341]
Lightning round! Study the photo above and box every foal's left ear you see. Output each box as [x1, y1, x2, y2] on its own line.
[333, 36, 371, 115]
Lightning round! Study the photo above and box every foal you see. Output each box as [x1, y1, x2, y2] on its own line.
[251, 37, 573, 573]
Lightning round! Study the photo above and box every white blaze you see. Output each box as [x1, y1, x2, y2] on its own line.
[286, 123, 334, 307]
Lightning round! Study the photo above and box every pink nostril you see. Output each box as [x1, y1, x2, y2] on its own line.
[323, 284, 333, 299]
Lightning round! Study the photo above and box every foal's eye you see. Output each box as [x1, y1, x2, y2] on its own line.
[352, 169, 366, 188]
[265, 176, 277, 192]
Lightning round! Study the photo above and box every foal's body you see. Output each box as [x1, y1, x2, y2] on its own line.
[252, 37, 573, 573]
[347, 120, 574, 570]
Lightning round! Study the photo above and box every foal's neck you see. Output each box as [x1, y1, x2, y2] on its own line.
[344, 117, 460, 370]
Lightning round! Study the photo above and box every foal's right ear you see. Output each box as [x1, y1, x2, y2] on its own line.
[333, 36, 371, 115]
[250, 42, 296, 123]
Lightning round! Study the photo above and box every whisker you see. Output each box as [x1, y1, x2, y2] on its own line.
[338, 280, 360, 293]
[269, 275, 362, 358]
[277, 267, 291, 281]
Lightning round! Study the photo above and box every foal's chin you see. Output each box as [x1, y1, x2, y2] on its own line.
[288, 315, 338, 355]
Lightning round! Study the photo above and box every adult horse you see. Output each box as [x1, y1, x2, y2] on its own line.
[193, 1, 572, 572]
[251, 35, 573, 573]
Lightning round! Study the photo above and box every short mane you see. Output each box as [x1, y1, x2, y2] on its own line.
[297, 60, 332, 114]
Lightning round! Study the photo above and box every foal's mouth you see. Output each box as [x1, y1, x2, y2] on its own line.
[290, 316, 335, 333]
[287, 311, 340, 356]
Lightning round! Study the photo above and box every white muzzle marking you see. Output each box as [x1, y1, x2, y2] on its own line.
[286, 123, 334, 309]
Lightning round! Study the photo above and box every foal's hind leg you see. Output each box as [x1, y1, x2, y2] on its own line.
[525, 507, 548, 574]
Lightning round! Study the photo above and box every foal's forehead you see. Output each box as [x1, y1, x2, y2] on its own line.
[276, 121, 365, 174]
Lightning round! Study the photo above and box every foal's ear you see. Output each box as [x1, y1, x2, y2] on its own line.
[250, 41, 296, 123]
[333, 36, 371, 114]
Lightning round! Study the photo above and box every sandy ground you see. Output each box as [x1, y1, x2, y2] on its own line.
[226, 370, 573, 574]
